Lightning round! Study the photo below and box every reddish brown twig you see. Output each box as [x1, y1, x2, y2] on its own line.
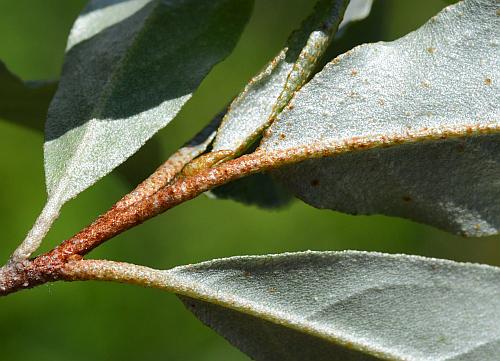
[1, 123, 497, 296]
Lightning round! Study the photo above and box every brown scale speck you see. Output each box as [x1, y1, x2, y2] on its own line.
[426, 47, 436, 54]
[378, 99, 385, 106]
[350, 69, 358, 76]
[279, 133, 286, 140]
[484, 78, 492, 85]
[311, 179, 320, 187]
[496, 9, 500, 16]
[456, 143, 465, 152]
[402, 195, 412, 203]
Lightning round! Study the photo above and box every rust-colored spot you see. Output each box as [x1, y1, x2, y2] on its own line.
[378, 99, 385, 106]
[243, 271, 251, 278]
[456, 143, 465, 152]
[350, 69, 358, 76]
[306, 54, 316, 62]
[268, 287, 277, 294]
[426, 47, 436, 54]
[279, 133, 286, 140]
[288, 104, 295, 110]
[402, 195, 412, 203]
[484, 78, 492, 86]
[311, 179, 320, 187]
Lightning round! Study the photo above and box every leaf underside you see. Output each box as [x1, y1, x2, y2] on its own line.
[173, 251, 500, 361]
[212, 0, 351, 154]
[274, 135, 500, 236]
[259, 0, 499, 236]
[210, 0, 374, 207]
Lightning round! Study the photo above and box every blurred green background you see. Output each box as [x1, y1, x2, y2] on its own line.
[0, 1, 498, 360]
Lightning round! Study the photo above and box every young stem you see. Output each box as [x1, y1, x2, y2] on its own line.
[2, 123, 494, 297]
[0, 148, 279, 296]
[38, 149, 287, 261]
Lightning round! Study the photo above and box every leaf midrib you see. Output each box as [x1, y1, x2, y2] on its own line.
[258, 122, 500, 164]
[169, 252, 500, 361]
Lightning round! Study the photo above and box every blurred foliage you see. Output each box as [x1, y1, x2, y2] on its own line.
[0, 1, 498, 360]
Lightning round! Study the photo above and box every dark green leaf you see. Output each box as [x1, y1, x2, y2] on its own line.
[0, 60, 56, 131]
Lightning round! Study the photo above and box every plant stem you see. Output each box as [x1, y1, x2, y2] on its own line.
[0, 147, 298, 296]
[1, 123, 497, 296]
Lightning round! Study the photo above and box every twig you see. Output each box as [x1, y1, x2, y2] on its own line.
[8, 113, 222, 265]
[1, 123, 497, 296]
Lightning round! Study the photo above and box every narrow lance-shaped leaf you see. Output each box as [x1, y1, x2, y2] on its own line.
[12, 0, 253, 261]
[174, 251, 500, 361]
[210, 0, 374, 209]
[179, 252, 500, 361]
[0, 60, 56, 131]
[211, 0, 351, 156]
[45, 0, 252, 207]
[260, 0, 500, 236]
[65, 251, 500, 361]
